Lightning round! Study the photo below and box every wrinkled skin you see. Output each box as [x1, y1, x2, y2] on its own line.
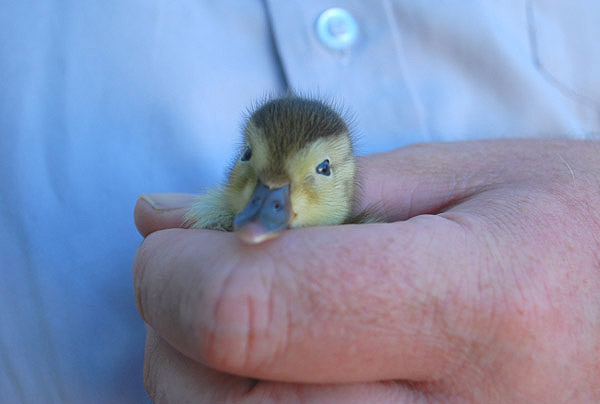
[133, 139, 600, 404]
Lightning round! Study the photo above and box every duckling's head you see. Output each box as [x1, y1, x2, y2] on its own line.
[226, 96, 356, 243]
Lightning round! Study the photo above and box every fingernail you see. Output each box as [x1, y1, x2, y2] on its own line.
[138, 193, 194, 211]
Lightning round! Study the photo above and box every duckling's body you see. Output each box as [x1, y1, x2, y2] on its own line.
[185, 96, 370, 243]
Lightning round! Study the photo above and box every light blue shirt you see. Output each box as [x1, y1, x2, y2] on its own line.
[1, 1, 598, 402]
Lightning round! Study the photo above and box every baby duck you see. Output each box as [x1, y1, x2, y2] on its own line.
[185, 95, 368, 244]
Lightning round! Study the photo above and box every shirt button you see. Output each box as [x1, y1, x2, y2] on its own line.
[315, 8, 359, 51]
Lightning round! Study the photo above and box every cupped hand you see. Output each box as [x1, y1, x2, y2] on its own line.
[133, 139, 600, 403]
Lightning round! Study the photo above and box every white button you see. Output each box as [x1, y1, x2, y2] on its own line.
[315, 8, 359, 51]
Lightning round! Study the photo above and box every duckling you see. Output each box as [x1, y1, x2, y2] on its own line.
[184, 95, 375, 244]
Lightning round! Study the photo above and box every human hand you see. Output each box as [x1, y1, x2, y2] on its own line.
[133, 139, 600, 403]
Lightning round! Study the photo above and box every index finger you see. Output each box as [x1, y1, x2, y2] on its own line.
[133, 214, 487, 383]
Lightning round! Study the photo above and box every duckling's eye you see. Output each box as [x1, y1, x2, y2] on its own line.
[316, 159, 331, 176]
[241, 145, 252, 161]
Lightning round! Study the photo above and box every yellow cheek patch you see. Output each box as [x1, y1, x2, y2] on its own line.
[226, 162, 257, 214]
[225, 122, 273, 214]
[286, 133, 355, 228]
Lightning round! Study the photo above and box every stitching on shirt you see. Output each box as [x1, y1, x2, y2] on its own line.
[382, 0, 432, 141]
[525, 0, 599, 111]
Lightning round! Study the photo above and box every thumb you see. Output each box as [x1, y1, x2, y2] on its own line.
[134, 193, 195, 237]
[356, 140, 539, 221]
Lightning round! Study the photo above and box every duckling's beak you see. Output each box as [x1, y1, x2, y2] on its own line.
[233, 180, 290, 244]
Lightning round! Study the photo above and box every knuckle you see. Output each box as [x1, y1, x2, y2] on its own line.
[132, 233, 160, 322]
[199, 259, 284, 375]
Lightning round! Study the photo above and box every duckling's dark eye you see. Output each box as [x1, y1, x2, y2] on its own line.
[241, 145, 252, 161]
[316, 159, 331, 176]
